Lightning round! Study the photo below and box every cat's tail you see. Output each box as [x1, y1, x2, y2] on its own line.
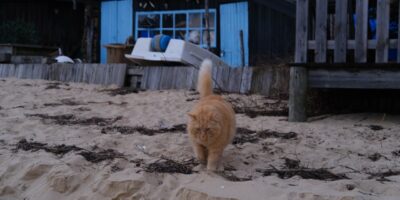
[197, 59, 213, 98]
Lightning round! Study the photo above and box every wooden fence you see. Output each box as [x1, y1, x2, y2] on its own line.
[0, 64, 126, 87]
[0, 63, 289, 97]
[128, 65, 288, 97]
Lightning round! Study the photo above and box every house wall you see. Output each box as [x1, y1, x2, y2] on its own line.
[100, 0, 133, 63]
[249, 0, 296, 65]
[0, 0, 85, 58]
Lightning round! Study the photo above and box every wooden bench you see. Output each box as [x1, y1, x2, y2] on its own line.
[289, 0, 400, 122]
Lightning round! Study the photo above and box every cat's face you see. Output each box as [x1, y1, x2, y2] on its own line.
[187, 110, 220, 144]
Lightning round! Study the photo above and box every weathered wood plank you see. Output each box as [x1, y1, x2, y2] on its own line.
[240, 67, 252, 94]
[376, 0, 390, 63]
[174, 67, 190, 89]
[113, 64, 126, 87]
[334, 0, 348, 63]
[355, 0, 368, 63]
[218, 66, 230, 92]
[315, 0, 328, 63]
[289, 0, 308, 122]
[294, 0, 309, 63]
[140, 67, 150, 90]
[308, 39, 398, 50]
[159, 67, 172, 90]
[228, 67, 243, 93]
[309, 68, 400, 89]
[147, 67, 163, 90]
[190, 67, 199, 90]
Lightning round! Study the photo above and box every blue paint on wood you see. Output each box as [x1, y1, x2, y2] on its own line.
[220, 2, 249, 67]
[100, 0, 133, 63]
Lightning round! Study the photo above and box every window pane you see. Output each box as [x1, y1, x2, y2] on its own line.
[189, 13, 201, 28]
[202, 30, 215, 46]
[138, 14, 160, 28]
[138, 30, 150, 38]
[202, 12, 215, 28]
[188, 30, 200, 44]
[150, 30, 160, 37]
[162, 30, 173, 38]
[175, 14, 186, 28]
[162, 14, 173, 28]
[175, 30, 186, 40]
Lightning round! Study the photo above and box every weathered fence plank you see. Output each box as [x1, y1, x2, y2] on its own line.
[398, 1, 400, 63]
[355, 0, 368, 63]
[309, 69, 400, 89]
[376, 0, 390, 63]
[315, 0, 328, 63]
[218, 66, 230, 91]
[228, 68, 243, 93]
[140, 67, 150, 90]
[334, 0, 348, 63]
[240, 67, 252, 94]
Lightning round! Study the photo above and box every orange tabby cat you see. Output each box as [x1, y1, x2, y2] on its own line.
[187, 59, 236, 171]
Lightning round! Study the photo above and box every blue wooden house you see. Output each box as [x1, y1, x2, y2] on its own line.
[100, 0, 295, 66]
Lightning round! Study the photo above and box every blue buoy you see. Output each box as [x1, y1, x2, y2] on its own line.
[151, 34, 171, 52]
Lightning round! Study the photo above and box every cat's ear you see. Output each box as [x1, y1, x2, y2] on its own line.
[187, 112, 197, 120]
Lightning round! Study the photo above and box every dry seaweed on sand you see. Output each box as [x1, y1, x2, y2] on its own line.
[43, 99, 85, 107]
[144, 157, 197, 174]
[78, 149, 125, 163]
[101, 124, 187, 135]
[232, 128, 258, 145]
[257, 130, 297, 140]
[44, 82, 69, 90]
[368, 125, 384, 131]
[392, 150, 400, 157]
[234, 108, 288, 118]
[233, 128, 297, 145]
[100, 87, 140, 96]
[283, 158, 301, 169]
[15, 139, 83, 156]
[368, 170, 400, 180]
[25, 113, 122, 126]
[257, 167, 349, 181]
[368, 153, 383, 162]
[15, 139, 125, 163]
[217, 171, 252, 182]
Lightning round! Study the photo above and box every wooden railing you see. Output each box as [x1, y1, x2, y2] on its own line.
[289, 0, 400, 122]
[296, 0, 398, 64]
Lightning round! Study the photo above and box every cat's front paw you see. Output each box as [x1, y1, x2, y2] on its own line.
[192, 164, 206, 172]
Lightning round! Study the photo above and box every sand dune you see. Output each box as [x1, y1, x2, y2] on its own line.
[0, 78, 400, 200]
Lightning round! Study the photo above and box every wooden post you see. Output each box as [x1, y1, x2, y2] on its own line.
[84, 3, 94, 63]
[289, 0, 308, 122]
[240, 30, 245, 67]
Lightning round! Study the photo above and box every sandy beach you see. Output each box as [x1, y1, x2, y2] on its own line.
[0, 78, 400, 200]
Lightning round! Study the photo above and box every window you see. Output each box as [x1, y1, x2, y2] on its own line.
[135, 9, 217, 48]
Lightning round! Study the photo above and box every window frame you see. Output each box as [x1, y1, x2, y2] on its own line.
[135, 9, 217, 48]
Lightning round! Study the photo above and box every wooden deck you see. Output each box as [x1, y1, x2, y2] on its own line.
[289, 0, 400, 122]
